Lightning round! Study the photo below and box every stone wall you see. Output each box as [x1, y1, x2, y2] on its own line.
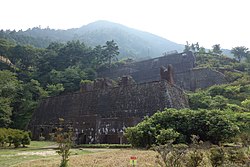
[28, 80, 188, 144]
[175, 68, 228, 91]
[98, 51, 195, 84]
[98, 51, 227, 90]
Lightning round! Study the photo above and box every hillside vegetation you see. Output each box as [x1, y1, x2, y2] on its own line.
[0, 20, 184, 60]
[0, 25, 250, 147]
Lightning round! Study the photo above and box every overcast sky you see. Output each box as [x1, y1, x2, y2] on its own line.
[1, 0, 249, 49]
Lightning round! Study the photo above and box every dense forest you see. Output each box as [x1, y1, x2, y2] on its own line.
[0, 38, 120, 129]
[0, 20, 186, 60]
[0, 25, 250, 148]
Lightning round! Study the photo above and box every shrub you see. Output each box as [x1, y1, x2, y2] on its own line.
[210, 147, 225, 167]
[241, 99, 250, 109]
[227, 147, 248, 164]
[0, 128, 31, 148]
[186, 150, 203, 167]
[53, 118, 73, 167]
[156, 129, 180, 145]
[153, 141, 188, 167]
[125, 109, 243, 147]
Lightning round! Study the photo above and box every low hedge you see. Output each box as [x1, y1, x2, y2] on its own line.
[0, 128, 31, 148]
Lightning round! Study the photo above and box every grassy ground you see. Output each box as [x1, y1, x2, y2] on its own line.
[13, 149, 158, 167]
[1, 141, 249, 167]
[0, 141, 95, 167]
[0, 141, 158, 167]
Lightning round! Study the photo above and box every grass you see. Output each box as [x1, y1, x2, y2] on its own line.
[0, 141, 56, 167]
[1, 141, 249, 167]
[0, 141, 158, 167]
[0, 141, 118, 167]
[13, 149, 158, 167]
[0, 141, 92, 167]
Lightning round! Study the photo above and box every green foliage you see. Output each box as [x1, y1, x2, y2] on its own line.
[189, 81, 250, 111]
[0, 70, 21, 127]
[153, 141, 188, 167]
[46, 83, 65, 96]
[241, 99, 250, 109]
[227, 147, 249, 164]
[210, 147, 225, 167]
[212, 44, 222, 55]
[231, 46, 250, 62]
[125, 108, 244, 147]
[156, 129, 180, 145]
[49, 66, 87, 92]
[0, 98, 12, 127]
[0, 128, 31, 148]
[101, 40, 119, 68]
[186, 150, 203, 167]
[0, 38, 122, 129]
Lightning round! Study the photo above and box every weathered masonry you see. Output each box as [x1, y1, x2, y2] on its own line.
[28, 51, 226, 144]
[28, 79, 188, 144]
[98, 51, 227, 91]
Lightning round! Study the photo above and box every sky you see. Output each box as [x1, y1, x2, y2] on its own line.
[1, 0, 250, 49]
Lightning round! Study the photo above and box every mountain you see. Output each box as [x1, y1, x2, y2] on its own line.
[72, 21, 185, 59]
[0, 20, 184, 60]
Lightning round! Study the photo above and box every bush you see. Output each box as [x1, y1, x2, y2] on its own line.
[125, 109, 243, 147]
[156, 129, 180, 145]
[241, 99, 250, 109]
[0, 128, 31, 148]
[227, 147, 248, 164]
[210, 147, 225, 167]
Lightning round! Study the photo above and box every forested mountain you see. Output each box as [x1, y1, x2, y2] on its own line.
[0, 20, 184, 60]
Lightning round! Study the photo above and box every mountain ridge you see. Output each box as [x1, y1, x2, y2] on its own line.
[0, 20, 233, 59]
[0, 20, 184, 60]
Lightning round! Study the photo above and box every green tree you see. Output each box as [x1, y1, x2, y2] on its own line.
[9, 45, 40, 71]
[102, 40, 119, 68]
[11, 79, 48, 129]
[156, 128, 180, 145]
[231, 46, 249, 62]
[0, 70, 21, 127]
[0, 98, 12, 127]
[212, 44, 222, 55]
[184, 41, 191, 52]
[46, 83, 65, 96]
[49, 66, 86, 92]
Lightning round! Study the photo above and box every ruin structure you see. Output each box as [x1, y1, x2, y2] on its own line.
[28, 78, 188, 144]
[28, 51, 226, 144]
[98, 51, 227, 91]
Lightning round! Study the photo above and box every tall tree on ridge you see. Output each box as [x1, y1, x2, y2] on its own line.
[102, 40, 119, 68]
[231, 46, 249, 62]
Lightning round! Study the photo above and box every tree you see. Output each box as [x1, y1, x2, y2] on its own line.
[231, 46, 250, 62]
[0, 70, 21, 127]
[0, 98, 12, 127]
[102, 40, 119, 68]
[49, 66, 86, 92]
[212, 44, 222, 55]
[9, 45, 40, 71]
[184, 41, 191, 52]
[46, 83, 65, 96]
